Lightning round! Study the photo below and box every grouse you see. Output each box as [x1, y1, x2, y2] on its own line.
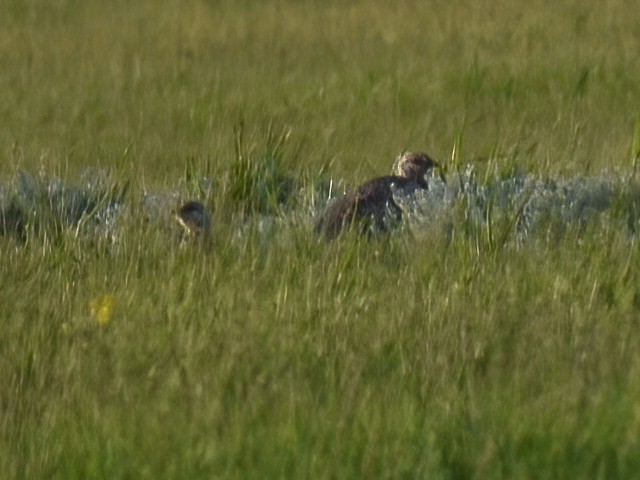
[314, 151, 442, 239]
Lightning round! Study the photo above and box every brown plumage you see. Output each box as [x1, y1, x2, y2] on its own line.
[174, 200, 212, 237]
[314, 151, 441, 239]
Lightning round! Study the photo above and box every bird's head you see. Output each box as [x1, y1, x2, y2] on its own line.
[173, 200, 212, 236]
[394, 151, 446, 185]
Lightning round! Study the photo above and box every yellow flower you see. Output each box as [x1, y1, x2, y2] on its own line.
[90, 294, 115, 327]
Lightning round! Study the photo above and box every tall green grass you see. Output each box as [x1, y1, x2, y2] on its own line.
[2, 0, 640, 478]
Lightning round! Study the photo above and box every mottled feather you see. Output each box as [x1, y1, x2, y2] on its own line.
[315, 152, 440, 239]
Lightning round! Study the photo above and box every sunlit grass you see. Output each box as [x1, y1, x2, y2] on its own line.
[2, 0, 640, 478]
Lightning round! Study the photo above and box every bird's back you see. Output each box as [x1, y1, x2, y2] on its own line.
[314, 176, 405, 239]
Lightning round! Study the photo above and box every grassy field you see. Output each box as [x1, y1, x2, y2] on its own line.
[2, 0, 640, 478]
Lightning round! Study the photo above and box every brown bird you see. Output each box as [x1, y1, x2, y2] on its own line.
[314, 151, 443, 239]
[174, 200, 212, 237]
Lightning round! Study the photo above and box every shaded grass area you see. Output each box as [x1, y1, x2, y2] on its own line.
[3, 214, 640, 478]
[2, 0, 640, 478]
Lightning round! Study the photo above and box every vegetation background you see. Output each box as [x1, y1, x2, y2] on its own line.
[2, 0, 640, 478]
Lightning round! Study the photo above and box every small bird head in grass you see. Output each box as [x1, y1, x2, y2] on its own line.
[173, 200, 212, 237]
